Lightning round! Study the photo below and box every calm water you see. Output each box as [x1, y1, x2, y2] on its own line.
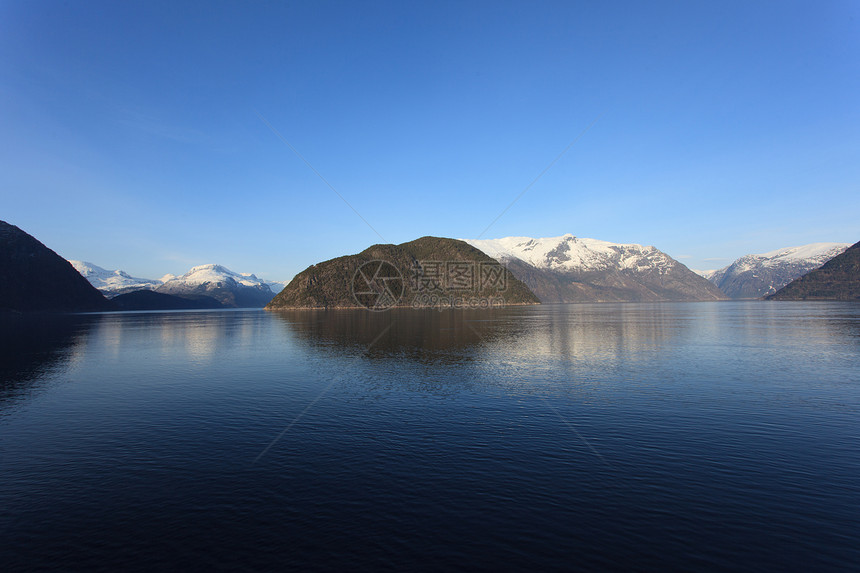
[1, 303, 858, 571]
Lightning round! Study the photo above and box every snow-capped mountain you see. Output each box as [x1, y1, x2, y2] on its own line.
[708, 242, 850, 299]
[69, 260, 163, 296]
[264, 280, 288, 295]
[467, 234, 678, 273]
[70, 260, 286, 306]
[692, 269, 718, 280]
[155, 264, 278, 307]
[766, 241, 860, 301]
[462, 234, 726, 302]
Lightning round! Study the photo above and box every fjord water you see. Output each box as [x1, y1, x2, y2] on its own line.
[1, 303, 858, 571]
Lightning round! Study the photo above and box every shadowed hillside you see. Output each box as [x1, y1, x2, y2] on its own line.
[0, 220, 112, 312]
[766, 241, 860, 301]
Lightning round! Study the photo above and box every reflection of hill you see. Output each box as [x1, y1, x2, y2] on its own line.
[269, 305, 688, 367]
[0, 313, 93, 407]
[269, 305, 694, 399]
[270, 308, 524, 364]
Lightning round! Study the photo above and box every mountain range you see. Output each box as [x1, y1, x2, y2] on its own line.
[463, 234, 726, 302]
[155, 264, 281, 308]
[700, 243, 850, 299]
[67, 237, 854, 306]
[4, 217, 855, 312]
[69, 261, 165, 296]
[70, 261, 287, 308]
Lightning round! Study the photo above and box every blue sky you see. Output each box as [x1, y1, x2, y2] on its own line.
[2, 1, 858, 280]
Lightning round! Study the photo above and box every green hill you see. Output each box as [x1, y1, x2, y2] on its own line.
[266, 236, 540, 310]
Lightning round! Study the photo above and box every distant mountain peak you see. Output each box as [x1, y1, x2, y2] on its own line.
[68, 259, 285, 306]
[157, 263, 279, 308]
[463, 235, 670, 274]
[708, 242, 850, 299]
[68, 260, 162, 296]
[766, 241, 860, 300]
[185, 263, 232, 275]
[463, 234, 724, 302]
[167, 264, 271, 289]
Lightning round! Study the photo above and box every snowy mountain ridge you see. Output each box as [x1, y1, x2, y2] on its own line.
[155, 263, 280, 307]
[69, 260, 163, 295]
[708, 242, 850, 299]
[722, 243, 849, 274]
[692, 269, 718, 280]
[164, 264, 275, 290]
[462, 234, 725, 302]
[70, 261, 286, 302]
[462, 234, 677, 274]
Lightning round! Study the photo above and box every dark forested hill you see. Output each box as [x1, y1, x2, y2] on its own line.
[0, 220, 112, 312]
[267, 237, 540, 310]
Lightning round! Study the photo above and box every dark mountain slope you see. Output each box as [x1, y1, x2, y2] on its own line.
[766, 241, 860, 301]
[0, 220, 112, 312]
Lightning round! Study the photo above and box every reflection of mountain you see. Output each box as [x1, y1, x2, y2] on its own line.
[269, 304, 688, 369]
[0, 313, 92, 408]
[88, 310, 276, 363]
[268, 304, 702, 399]
[490, 303, 681, 365]
[269, 308, 516, 363]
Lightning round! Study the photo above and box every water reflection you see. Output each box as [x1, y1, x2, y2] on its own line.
[0, 313, 95, 409]
[3, 304, 856, 408]
[270, 304, 693, 367]
[269, 308, 524, 364]
[1, 307, 858, 571]
[88, 310, 278, 363]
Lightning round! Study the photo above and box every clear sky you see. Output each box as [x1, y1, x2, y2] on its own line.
[2, 1, 858, 280]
